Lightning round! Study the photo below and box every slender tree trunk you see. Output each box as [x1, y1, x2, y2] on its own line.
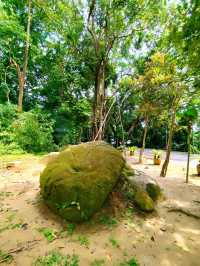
[139, 116, 148, 164]
[160, 110, 176, 177]
[17, 0, 32, 112]
[186, 122, 192, 183]
[98, 64, 105, 139]
[92, 62, 106, 140]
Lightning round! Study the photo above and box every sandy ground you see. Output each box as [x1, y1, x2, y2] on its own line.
[0, 154, 200, 266]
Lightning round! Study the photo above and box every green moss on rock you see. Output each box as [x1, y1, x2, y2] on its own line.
[122, 165, 135, 177]
[40, 141, 125, 222]
[134, 190, 154, 212]
[146, 183, 162, 201]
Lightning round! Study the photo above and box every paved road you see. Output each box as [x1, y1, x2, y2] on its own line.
[137, 148, 199, 166]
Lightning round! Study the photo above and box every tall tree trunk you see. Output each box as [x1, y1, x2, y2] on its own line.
[17, 0, 32, 112]
[92, 62, 106, 140]
[139, 116, 148, 164]
[186, 122, 192, 183]
[160, 110, 176, 177]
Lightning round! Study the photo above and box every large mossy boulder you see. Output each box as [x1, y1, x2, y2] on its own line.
[40, 141, 125, 222]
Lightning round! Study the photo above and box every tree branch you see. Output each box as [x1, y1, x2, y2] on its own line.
[10, 58, 21, 78]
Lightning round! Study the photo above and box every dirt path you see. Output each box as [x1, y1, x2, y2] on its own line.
[0, 155, 200, 266]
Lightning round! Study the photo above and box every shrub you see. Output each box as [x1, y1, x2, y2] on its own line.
[0, 103, 18, 130]
[153, 150, 162, 159]
[13, 111, 55, 153]
[192, 131, 200, 154]
[0, 142, 25, 155]
[128, 146, 137, 152]
[60, 126, 81, 146]
[0, 104, 23, 154]
[0, 104, 18, 146]
[0, 106, 56, 154]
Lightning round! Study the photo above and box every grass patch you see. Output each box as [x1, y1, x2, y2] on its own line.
[119, 257, 139, 266]
[38, 227, 57, 242]
[109, 237, 120, 248]
[66, 223, 75, 236]
[77, 235, 89, 247]
[0, 225, 10, 234]
[0, 192, 13, 199]
[10, 223, 24, 229]
[0, 153, 44, 161]
[59, 224, 75, 239]
[0, 220, 25, 234]
[34, 250, 79, 266]
[6, 213, 16, 222]
[123, 251, 128, 257]
[99, 214, 118, 228]
[0, 250, 13, 264]
[124, 207, 134, 220]
[90, 259, 105, 266]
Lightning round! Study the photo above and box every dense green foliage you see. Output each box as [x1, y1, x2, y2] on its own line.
[13, 110, 55, 152]
[0, 103, 55, 153]
[0, 0, 199, 153]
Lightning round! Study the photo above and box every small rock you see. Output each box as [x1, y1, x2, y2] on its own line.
[151, 236, 155, 242]
[90, 248, 96, 254]
[21, 223, 28, 230]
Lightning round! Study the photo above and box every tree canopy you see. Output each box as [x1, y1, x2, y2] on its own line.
[0, 0, 199, 155]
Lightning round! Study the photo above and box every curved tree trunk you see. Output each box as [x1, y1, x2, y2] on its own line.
[160, 110, 176, 177]
[139, 116, 148, 164]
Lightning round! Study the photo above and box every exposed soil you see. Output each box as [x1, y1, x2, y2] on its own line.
[0, 154, 200, 266]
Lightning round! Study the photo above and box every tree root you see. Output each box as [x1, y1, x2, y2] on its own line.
[0, 239, 40, 264]
[167, 207, 200, 219]
[193, 200, 200, 204]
